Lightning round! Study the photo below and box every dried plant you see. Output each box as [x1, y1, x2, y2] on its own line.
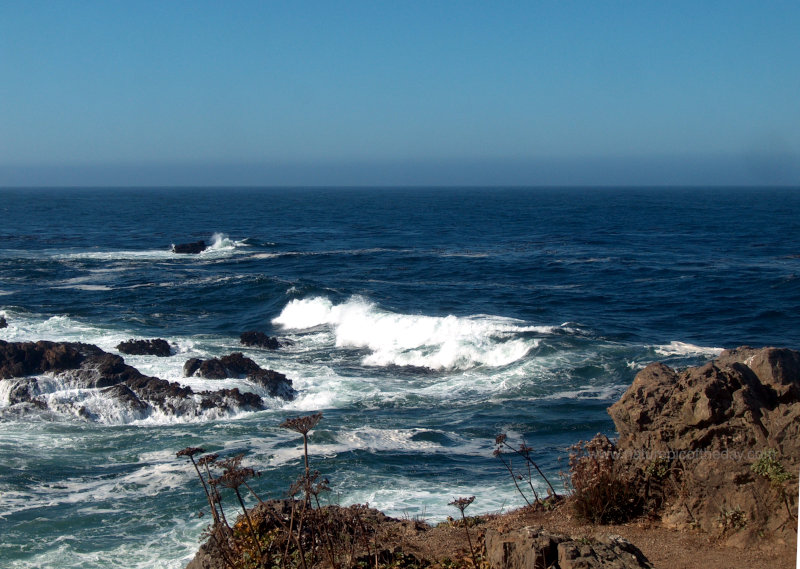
[449, 496, 478, 568]
[567, 434, 641, 524]
[177, 447, 220, 524]
[213, 463, 265, 559]
[280, 412, 323, 505]
[493, 433, 557, 507]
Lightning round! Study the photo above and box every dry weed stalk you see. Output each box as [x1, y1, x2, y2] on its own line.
[449, 496, 479, 568]
[493, 433, 557, 507]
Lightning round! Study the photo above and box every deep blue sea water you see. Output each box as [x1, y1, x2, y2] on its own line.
[1, 186, 799, 568]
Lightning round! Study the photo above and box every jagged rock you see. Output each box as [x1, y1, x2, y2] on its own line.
[100, 384, 148, 413]
[172, 240, 206, 254]
[240, 331, 291, 349]
[0, 315, 7, 328]
[607, 346, 800, 546]
[249, 368, 296, 399]
[184, 353, 296, 400]
[485, 527, 652, 569]
[183, 357, 202, 377]
[116, 338, 172, 357]
[0, 340, 265, 419]
[3, 377, 41, 405]
[0, 340, 85, 379]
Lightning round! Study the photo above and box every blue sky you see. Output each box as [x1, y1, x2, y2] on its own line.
[1, 1, 799, 186]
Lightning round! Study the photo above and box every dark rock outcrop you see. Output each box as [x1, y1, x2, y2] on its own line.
[486, 527, 652, 569]
[172, 240, 207, 254]
[0, 315, 7, 328]
[0, 340, 84, 379]
[607, 346, 800, 546]
[116, 338, 172, 357]
[0, 340, 265, 419]
[240, 331, 290, 350]
[183, 352, 296, 400]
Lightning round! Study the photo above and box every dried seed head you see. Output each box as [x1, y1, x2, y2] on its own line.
[449, 496, 475, 513]
[280, 412, 323, 435]
[215, 453, 244, 473]
[495, 433, 507, 446]
[217, 467, 255, 490]
[177, 447, 205, 458]
[198, 453, 219, 466]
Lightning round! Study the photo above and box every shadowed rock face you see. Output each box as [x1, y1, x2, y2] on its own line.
[607, 346, 800, 546]
[0, 340, 265, 419]
[116, 338, 172, 357]
[183, 352, 297, 400]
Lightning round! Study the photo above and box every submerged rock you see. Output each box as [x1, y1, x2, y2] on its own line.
[607, 346, 800, 546]
[172, 240, 207, 254]
[116, 338, 172, 357]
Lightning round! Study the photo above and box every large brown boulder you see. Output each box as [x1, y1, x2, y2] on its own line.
[485, 527, 652, 569]
[607, 346, 799, 546]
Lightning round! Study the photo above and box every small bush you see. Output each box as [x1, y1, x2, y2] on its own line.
[751, 449, 792, 486]
[567, 434, 642, 524]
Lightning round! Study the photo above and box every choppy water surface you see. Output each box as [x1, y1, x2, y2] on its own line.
[1, 187, 799, 568]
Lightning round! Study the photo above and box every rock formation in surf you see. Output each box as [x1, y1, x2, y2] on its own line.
[183, 352, 296, 400]
[116, 338, 172, 357]
[172, 240, 207, 254]
[0, 340, 266, 419]
[240, 330, 292, 349]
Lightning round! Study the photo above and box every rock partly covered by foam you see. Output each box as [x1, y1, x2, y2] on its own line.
[0, 315, 7, 328]
[0, 340, 264, 419]
[183, 352, 296, 400]
[116, 338, 172, 357]
[172, 240, 207, 254]
[240, 331, 291, 350]
[486, 527, 652, 569]
[607, 346, 799, 546]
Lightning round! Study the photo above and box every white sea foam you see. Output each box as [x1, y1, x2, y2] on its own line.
[652, 341, 724, 358]
[272, 296, 553, 370]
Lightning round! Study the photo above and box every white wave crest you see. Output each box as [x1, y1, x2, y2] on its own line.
[652, 341, 724, 358]
[206, 232, 238, 251]
[272, 296, 548, 370]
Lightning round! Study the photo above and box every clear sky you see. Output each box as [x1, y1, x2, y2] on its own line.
[1, 1, 799, 186]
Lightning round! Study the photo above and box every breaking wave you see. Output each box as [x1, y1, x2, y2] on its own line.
[272, 296, 558, 370]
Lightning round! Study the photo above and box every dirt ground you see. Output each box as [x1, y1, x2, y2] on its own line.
[390, 501, 798, 569]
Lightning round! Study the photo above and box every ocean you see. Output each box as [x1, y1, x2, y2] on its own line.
[1, 186, 798, 568]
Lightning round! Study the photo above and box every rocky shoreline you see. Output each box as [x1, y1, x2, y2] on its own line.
[182, 346, 798, 569]
[0, 339, 296, 420]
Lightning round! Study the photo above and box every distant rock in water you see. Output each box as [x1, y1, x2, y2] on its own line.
[184, 352, 297, 400]
[172, 240, 207, 254]
[116, 338, 172, 357]
[606, 346, 800, 547]
[0, 315, 7, 329]
[0, 340, 265, 420]
[240, 331, 291, 349]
